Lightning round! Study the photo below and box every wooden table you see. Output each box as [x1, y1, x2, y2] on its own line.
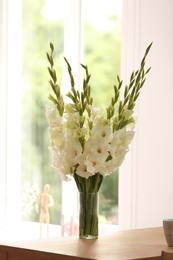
[0, 227, 173, 260]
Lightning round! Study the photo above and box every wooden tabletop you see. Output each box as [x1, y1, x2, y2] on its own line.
[0, 227, 173, 260]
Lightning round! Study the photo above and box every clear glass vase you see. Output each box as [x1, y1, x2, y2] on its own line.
[79, 192, 98, 239]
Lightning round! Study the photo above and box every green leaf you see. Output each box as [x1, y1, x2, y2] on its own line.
[64, 57, 75, 88]
[50, 42, 54, 52]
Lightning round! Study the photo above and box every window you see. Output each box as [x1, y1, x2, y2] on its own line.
[83, 0, 121, 224]
[0, 0, 122, 237]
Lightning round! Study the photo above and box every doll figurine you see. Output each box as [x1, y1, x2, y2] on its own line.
[35, 184, 54, 237]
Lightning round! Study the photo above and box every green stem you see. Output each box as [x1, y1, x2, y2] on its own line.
[79, 192, 98, 238]
[74, 172, 103, 193]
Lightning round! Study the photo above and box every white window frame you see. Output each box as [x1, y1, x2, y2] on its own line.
[0, 0, 122, 236]
[0, 0, 22, 224]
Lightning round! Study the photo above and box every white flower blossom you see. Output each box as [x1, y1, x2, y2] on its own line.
[76, 163, 95, 179]
[46, 42, 152, 183]
[46, 104, 136, 180]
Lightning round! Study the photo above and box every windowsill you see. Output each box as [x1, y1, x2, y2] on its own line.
[0, 220, 119, 243]
[0, 221, 61, 242]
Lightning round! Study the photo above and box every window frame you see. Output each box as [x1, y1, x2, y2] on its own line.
[0, 0, 122, 234]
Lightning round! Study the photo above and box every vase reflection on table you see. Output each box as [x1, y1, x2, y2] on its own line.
[46, 42, 152, 239]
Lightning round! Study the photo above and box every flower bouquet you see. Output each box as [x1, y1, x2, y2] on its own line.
[46, 42, 152, 238]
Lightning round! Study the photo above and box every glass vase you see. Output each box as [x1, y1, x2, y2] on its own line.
[79, 192, 98, 239]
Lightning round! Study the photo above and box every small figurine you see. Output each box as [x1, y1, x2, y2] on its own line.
[35, 184, 54, 237]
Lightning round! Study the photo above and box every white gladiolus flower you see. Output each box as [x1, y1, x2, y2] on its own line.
[65, 139, 82, 165]
[91, 124, 113, 144]
[46, 42, 152, 187]
[76, 163, 95, 179]
[89, 105, 103, 123]
[46, 104, 136, 181]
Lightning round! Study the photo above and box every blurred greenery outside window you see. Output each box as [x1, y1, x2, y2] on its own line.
[21, 0, 122, 227]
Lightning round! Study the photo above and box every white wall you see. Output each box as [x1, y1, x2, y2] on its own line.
[119, 0, 173, 229]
